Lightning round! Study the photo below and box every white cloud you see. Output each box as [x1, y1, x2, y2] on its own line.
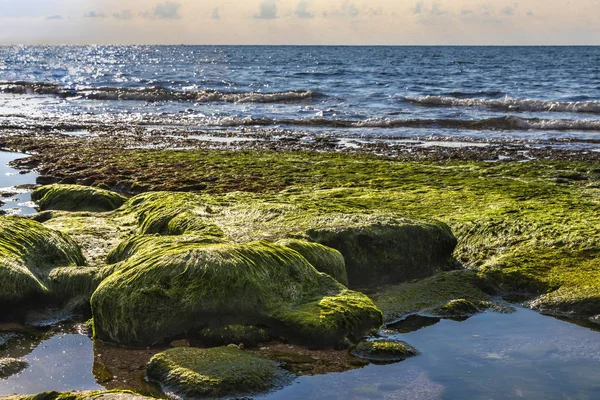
[84, 11, 106, 19]
[113, 10, 134, 20]
[294, 1, 314, 19]
[142, 2, 182, 20]
[255, 0, 278, 19]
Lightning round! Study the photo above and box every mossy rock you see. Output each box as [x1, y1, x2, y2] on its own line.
[32, 185, 126, 212]
[0, 217, 87, 312]
[118, 192, 456, 288]
[371, 270, 494, 322]
[1, 391, 153, 400]
[277, 238, 348, 286]
[121, 192, 222, 236]
[146, 347, 290, 398]
[0, 357, 28, 378]
[91, 240, 382, 347]
[106, 234, 224, 265]
[305, 218, 457, 288]
[432, 298, 483, 318]
[351, 340, 419, 363]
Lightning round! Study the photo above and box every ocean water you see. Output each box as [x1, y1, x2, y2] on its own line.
[0, 46, 599, 148]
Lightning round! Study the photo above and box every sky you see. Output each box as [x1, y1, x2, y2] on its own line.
[0, 0, 598, 45]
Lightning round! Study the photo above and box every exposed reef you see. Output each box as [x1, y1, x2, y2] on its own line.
[1, 135, 599, 399]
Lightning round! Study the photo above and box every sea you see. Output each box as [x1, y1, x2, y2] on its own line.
[0, 46, 599, 150]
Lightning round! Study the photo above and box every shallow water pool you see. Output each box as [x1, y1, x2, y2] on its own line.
[0, 150, 38, 215]
[260, 308, 600, 400]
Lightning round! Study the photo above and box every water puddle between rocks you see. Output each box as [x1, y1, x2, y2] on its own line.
[1, 152, 600, 399]
[260, 308, 600, 400]
[0, 150, 38, 215]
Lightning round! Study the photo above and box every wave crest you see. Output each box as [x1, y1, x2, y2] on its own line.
[0, 81, 317, 104]
[405, 95, 600, 114]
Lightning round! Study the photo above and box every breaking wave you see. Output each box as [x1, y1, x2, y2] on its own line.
[405, 95, 600, 114]
[0, 81, 318, 104]
[180, 115, 600, 131]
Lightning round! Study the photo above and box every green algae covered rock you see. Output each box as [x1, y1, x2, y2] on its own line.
[32, 184, 126, 212]
[433, 298, 482, 318]
[92, 240, 382, 347]
[371, 270, 495, 322]
[147, 347, 290, 398]
[122, 192, 221, 236]
[1, 391, 153, 400]
[351, 340, 419, 363]
[0, 357, 28, 378]
[118, 192, 457, 288]
[304, 218, 457, 288]
[0, 217, 87, 309]
[277, 238, 348, 286]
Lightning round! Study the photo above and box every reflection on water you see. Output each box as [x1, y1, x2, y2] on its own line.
[0, 151, 38, 215]
[0, 307, 599, 398]
[0, 330, 101, 394]
[259, 308, 600, 400]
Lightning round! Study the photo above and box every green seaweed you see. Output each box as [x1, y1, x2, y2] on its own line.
[0, 217, 86, 310]
[350, 340, 419, 363]
[92, 240, 382, 347]
[277, 238, 348, 285]
[6, 390, 151, 400]
[371, 270, 494, 322]
[32, 185, 126, 212]
[6, 140, 597, 320]
[146, 347, 289, 398]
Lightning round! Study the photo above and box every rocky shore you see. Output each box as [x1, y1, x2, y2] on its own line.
[0, 131, 599, 398]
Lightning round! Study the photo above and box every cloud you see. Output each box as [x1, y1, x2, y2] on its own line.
[113, 10, 133, 20]
[294, 1, 314, 19]
[142, 2, 182, 20]
[46, 15, 62, 20]
[413, 1, 447, 17]
[322, 1, 381, 19]
[413, 1, 424, 15]
[84, 11, 106, 19]
[502, 3, 519, 16]
[461, 9, 473, 16]
[527, 11, 534, 17]
[431, 2, 447, 15]
[211, 8, 220, 20]
[255, 0, 278, 19]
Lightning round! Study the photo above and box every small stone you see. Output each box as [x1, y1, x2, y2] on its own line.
[0, 358, 28, 378]
[351, 340, 419, 364]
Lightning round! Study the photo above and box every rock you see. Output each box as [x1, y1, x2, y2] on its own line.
[433, 298, 482, 318]
[590, 315, 600, 325]
[36, 175, 59, 185]
[0, 217, 87, 314]
[32, 184, 126, 212]
[350, 340, 419, 363]
[92, 241, 382, 348]
[0, 391, 153, 400]
[0, 358, 28, 378]
[146, 347, 291, 398]
[305, 217, 457, 287]
[277, 239, 348, 286]
[371, 270, 493, 322]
